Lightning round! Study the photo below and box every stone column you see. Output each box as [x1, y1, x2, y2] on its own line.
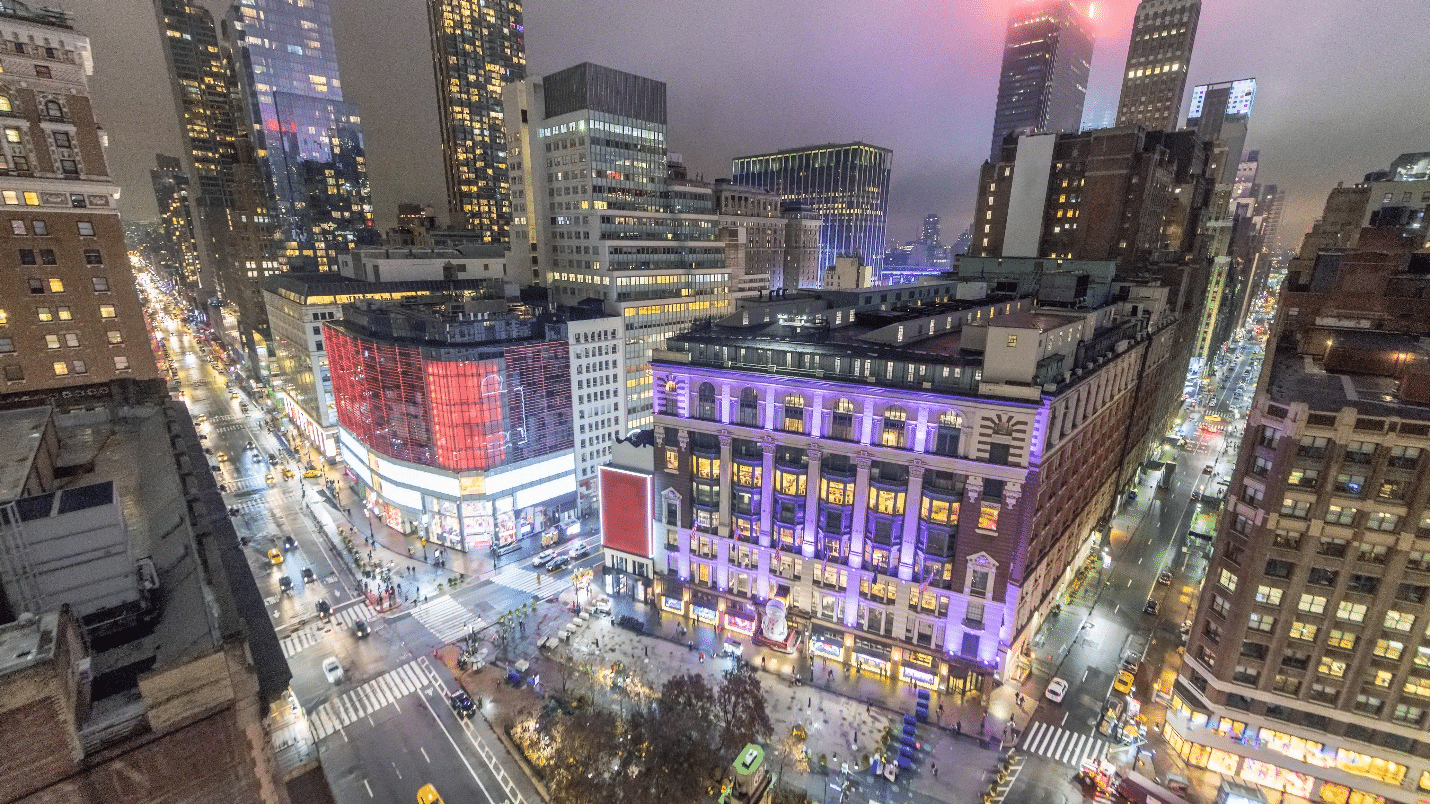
[848, 452, 872, 570]
[802, 447, 822, 555]
[718, 431, 733, 537]
[758, 433, 776, 548]
[898, 462, 926, 582]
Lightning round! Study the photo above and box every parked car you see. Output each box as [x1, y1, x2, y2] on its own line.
[1113, 670, 1135, 694]
[1143, 599, 1159, 616]
[1045, 677, 1068, 703]
[1157, 571, 1173, 585]
[448, 690, 476, 718]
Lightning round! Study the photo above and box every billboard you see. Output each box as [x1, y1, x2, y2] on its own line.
[599, 466, 653, 558]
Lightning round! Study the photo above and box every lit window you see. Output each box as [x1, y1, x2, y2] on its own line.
[47, 278, 63, 293]
[52, 361, 68, 376]
[98, 304, 116, 319]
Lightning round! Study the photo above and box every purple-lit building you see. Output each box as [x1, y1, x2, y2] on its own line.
[648, 275, 1189, 690]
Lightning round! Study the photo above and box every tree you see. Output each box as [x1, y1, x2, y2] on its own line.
[716, 662, 774, 755]
[546, 708, 626, 804]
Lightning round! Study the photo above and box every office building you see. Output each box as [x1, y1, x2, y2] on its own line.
[1114, 0, 1201, 131]
[713, 180, 822, 296]
[987, 0, 1095, 162]
[643, 267, 1197, 688]
[921, 213, 941, 250]
[429, 0, 525, 239]
[972, 127, 1214, 267]
[0, 4, 159, 398]
[504, 62, 730, 432]
[552, 303, 625, 519]
[262, 251, 508, 457]
[732, 142, 892, 277]
[0, 396, 316, 802]
[325, 298, 577, 551]
[1171, 174, 1430, 804]
[154, 0, 281, 356]
[224, 0, 376, 274]
[150, 154, 203, 290]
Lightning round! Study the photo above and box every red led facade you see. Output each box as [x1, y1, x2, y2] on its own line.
[599, 467, 653, 558]
[327, 326, 573, 474]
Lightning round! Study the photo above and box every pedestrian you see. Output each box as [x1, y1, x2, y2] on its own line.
[932, 762, 938, 778]
[808, 697, 812, 708]
[644, 646, 648, 657]
[699, 652, 705, 663]
[955, 721, 961, 735]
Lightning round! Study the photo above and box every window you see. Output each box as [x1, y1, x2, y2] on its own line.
[1334, 473, 1367, 496]
[10, 220, 25, 235]
[33, 64, 51, 79]
[1248, 612, 1275, 632]
[1280, 498, 1310, 518]
[1326, 628, 1356, 650]
[1297, 594, 1326, 614]
[56, 306, 71, 320]
[0, 337, 11, 353]
[1250, 456, 1270, 476]
[19, 249, 36, 265]
[1344, 440, 1375, 464]
[52, 131, 70, 149]
[1337, 600, 1367, 622]
[4, 127, 20, 144]
[1385, 610, 1416, 632]
[35, 307, 52, 322]
[1264, 559, 1293, 579]
[105, 330, 122, 345]
[1307, 567, 1338, 587]
[1325, 505, 1356, 525]
[44, 334, 59, 349]
[112, 355, 129, 371]
[76, 220, 94, 236]
[1297, 435, 1328, 458]
[28, 278, 44, 294]
[1255, 585, 1283, 605]
[880, 406, 907, 447]
[39, 249, 55, 265]
[933, 410, 962, 456]
[71, 359, 86, 375]
[1366, 511, 1401, 532]
[83, 249, 102, 265]
[695, 382, 717, 420]
[1218, 568, 1238, 592]
[738, 388, 759, 427]
[1388, 445, 1421, 469]
[31, 219, 45, 235]
[1373, 639, 1404, 660]
[780, 393, 805, 433]
[47, 278, 63, 293]
[98, 304, 116, 319]
[1289, 621, 1318, 641]
[1319, 656, 1346, 678]
[91, 277, 109, 292]
[1210, 595, 1229, 617]
[51, 361, 67, 376]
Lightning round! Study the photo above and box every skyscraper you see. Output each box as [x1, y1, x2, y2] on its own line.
[731, 142, 892, 278]
[429, 0, 526, 239]
[154, 0, 279, 353]
[921, 213, 941, 249]
[504, 63, 730, 433]
[0, 3, 159, 397]
[224, 0, 376, 274]
[149, 154, 203, 290]
[987, 0, 1094, 162]
[1114, 0, 1201, 131]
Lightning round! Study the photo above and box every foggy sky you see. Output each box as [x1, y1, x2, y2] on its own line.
[70, 0, 1430, 251]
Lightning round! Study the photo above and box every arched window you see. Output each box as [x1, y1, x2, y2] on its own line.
[933, 410, 963, 457]
[697, 382, 717, 420]
[829, 397, 857, 441]
[880, 405, 907, 448]
[738, 388, 760, 427]
[43, 99, 62, 119]
[781, 393, 805, 433]
[661, 380, 678, 415]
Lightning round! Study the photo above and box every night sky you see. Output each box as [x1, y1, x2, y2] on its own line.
[70, 0, 1428, 250]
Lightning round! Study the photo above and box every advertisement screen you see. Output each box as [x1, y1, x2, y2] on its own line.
[599, 467, 653, 558]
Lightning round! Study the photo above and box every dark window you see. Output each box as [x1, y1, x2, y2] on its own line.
[987, 443, 1011, 466]
[28, 278, 44, 294]
[3, 365, 23, 382]
[52, 131, 70, 148]
[696, 382, 717, 420]
[33, 64, 50, 78]
[1241, 642, 1268, 660]
[59, 159, 77, 175]
[39, 249, 55, 265]
[1348, 574, 1379, 595]
[1264, 559, 1293, 579]
[18, 248, 35, 265]
[983, 478, 1005, 500]
[1307, 567, 1338, 587]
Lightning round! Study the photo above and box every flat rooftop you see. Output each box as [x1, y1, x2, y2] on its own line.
[0, 406, 50, 502]
[1267, 332, 1430, 421]
[0, 611, 59, 677]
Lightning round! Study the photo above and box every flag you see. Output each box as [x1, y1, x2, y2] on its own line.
[919, 561, 935, 596]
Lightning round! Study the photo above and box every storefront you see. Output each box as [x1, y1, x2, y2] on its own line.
[690, 591, 719, 626]
[899, 650, 940, 690]
[810, 624, 846, 662]
[660, 580, 686, 616]
[851, 637, 892, 678]
[724, 602, 758, 637]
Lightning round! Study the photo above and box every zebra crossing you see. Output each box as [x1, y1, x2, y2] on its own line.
[224, 476, 271, 493]
[410, 595, 483, 644]
[1018, 721, 1110, 767]
[309, 659, 438, 739]
[280, 602, 377, 657]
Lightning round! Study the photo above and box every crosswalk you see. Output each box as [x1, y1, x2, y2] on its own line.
[491, 561, 587, 599]
[280, 602, 377, 657]
[1018, 722, 1110, 767]
[309, 659, 437, 739]
[224, 476, 271, 493]
[410, 595, 482, 644]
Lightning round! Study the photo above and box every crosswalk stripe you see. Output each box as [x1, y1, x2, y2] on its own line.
[1065, 734, 1086, 764]
[1020, 721, 1111, 767]
[399, 663, 422, 692]
[306, 660, 433, 742]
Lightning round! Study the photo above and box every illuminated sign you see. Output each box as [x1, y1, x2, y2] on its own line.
[1225, 78, 1256, 116]
[1187, 85, 1207, 119]
[599, 466, 654, 558]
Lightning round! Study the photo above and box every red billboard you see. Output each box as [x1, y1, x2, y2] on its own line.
[599, 467, 653, 558]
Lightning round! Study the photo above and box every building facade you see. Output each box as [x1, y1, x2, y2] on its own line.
[428, 0, 525, 238]
[504, 63, 730, 432]
[1171, 198, 1430, 804]
[713, 180, 822, 296]
[551, 306, 624, 519]
[150, 153, 203, 291]
[644, 271, 1195, 689]
[987, 0, 1095, 162]
[224, 0, 376, 274]
[326, 299, 577, 552]
[1113, 0, 1201, 131]
[0, 4, 159, 397]
[732, 142, 892, 277]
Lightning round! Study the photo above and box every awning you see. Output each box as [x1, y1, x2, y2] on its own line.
[852, 637, 891, 660]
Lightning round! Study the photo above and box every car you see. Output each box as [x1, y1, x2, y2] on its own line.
[448, 690, 476, 718]
[301, 567, 316, 583]
[1045, 677, 1069, 703]
[415, 784, 445, 804]
[353, 620, 369, 638]
[532, 549, 557, 567]
[321, 656, 343, 684]
[278, 575, 293, 594]
[264, 472, 276, 484]
[593, 598, 612, 616]
[245, 440, 255, 449]
[302, 468, 321, 479]
[267, 548, 284, 565]
[281, 468, 295, 479]
[1157, 571, 1173, 585]
[316, 600, 331, 620]
[267, 453, 278, 463]
[229, 392, 239, 400]
[570, 540, 592, 559]
[194, 414, 207, 424]
[283, 534, 298, 550]
[545, 555, 571, 572]
[1113, 670, 1135, 694]
[1143, 599, 1159, 616]
[217, 453, 229, 462]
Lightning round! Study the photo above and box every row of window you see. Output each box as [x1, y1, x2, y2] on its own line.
[0, 355, 131, 382]
[3, 301, 117, 322]
[25, 276, 109, 294]
[2, 190, 91, 209]
[0, 329, 124, 352]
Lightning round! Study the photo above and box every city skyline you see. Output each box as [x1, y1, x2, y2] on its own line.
[69, 0, 1428, 251]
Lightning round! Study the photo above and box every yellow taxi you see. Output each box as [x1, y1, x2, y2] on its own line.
[264, 472, 276, 485]
[267, 548, 284, 565]
[415, 784, 444, 804]
[302, 468, 321, 479]
[282, 468, 296, 480]
[1113, 670, 1135, 694]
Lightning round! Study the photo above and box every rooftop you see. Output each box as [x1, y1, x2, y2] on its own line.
[264, 272, 502, 304]
[0, 0, 72, 29]
[0, 610, 58, 677]
[1266, 330, 1430, 421]
[0, 406, 50, 502]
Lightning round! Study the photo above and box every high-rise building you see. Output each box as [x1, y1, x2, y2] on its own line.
[1258, 183, 1287, 258]
[921, 213, 941, 249]
[987, 0, 1095, 162]
[972, 127, 1214, 267]
[1114, 0, 1201, 131]
[504, 63, 730, 433]
[0, 4, 159, 398]
[224, 0, 376, 275]
[731, 142, 892, 277]
[712, 180, 821, 296]
[428, 0, 525, 239]
[154, 0, 280, 356]
[150, 154, 203, 290]
[1171, 174, 1430, 804]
